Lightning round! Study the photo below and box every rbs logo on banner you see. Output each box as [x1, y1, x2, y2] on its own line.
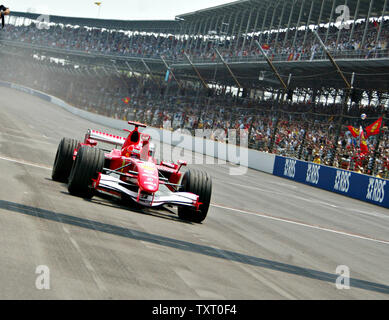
[284, 159, 297, 178]
[366, 178, 386, 203]
[334, 170, 351, 193]
[306, 164, 320, 185]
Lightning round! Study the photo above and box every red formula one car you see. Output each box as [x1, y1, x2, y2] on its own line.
[52, 121, 212, 223]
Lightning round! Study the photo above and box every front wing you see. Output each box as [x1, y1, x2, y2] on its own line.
[93, 174, 199, 208]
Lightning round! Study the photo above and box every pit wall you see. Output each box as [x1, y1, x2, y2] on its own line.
[1, 80, 387, 209]
[273, 156, 388, 209]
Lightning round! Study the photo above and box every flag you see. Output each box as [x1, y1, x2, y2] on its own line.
[262, 44, 270, 50]
[347, 126, 360, 138]
[122, 97, 130, 104]
[365, 117, 383, 138]
[359, 126, 369, 154]
[287, 53, 294, 61]
[165, 69, 171, 82]
[95, 2, 102, 6]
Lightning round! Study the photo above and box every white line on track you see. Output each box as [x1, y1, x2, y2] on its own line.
[214, 179, 389, 219]
[211, 203, 389, 246]
[68, 236, 107, 293]
[2, 153, 388, 246]
[0, 155, 52, 170]
[0, 132, 54, 145]
[215, 180, 339, 207]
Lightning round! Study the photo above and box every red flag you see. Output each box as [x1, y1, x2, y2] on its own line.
[287, 53, 294, 61]
[262, 44, 270, 50]
[122, 97, 130, 104]
[359, 126, 369, 154]
[365, 117, 383, 138]
[347, 126, 360, 138]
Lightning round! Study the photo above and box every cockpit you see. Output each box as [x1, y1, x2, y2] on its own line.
[122, 131, 155, 161]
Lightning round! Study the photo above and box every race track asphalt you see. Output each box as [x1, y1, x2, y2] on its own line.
[0, 86, 389, 300]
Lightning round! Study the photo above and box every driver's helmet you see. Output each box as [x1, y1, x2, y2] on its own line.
[149, 143, 156, 157]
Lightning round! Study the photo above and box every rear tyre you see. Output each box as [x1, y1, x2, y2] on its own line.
[67, 146, 105, 199]
[52, 138, 80, 182]
[177, 169, 212, 223]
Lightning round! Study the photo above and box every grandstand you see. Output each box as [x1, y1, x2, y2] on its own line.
[0, 0, 388, 177]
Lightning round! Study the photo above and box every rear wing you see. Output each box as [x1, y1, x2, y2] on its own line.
[85, 129, 126, 146]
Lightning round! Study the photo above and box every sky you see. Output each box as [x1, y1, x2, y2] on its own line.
[4, 0, 236, 20]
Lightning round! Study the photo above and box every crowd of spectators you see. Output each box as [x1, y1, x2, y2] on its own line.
[1, 55, 388, 177]
[2, 16, 389, 63]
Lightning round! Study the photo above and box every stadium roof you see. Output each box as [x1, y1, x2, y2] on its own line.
[177, 0, 389, 36]
[13, 1, 389, 36]
[11, 11, 181, 33]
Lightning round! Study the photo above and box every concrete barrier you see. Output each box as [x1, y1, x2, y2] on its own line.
[1, 80, 275, 174]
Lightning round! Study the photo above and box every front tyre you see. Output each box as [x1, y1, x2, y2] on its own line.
[178, 169, 212, 223]
[52, 138, 80, 182]
[67, 146, 105, 199]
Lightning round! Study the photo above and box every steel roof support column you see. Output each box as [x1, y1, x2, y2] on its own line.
[197, 19, 207, 52]
[241, 10, 253, 53]
[97, 27, 104, 51]
[267, 2, 279, 44]
[177, 22, 187, 51]
[325, 0, 337, 44]
[375, 0, 388, 52]
[235, 10, 247, 52]
[302, 0, 315, 48]
[193, 18, 205, 53]
[219, 14, 227, 35]
[105, 28, 111, 49]
[129, 29, 135, 51]
[229, 12, 240, 52]
[258, 4, 271, 44]
[183, 21, 193, 51]
[249, 8, 261, 52]
[200, 18, 212, 53]
[218, 14, 227, 47]
[183, 21, 191, 51]
[213, 15, 222, 34]
[312, 0, 326, 48]
[274, 1, 287, 48]
[191, 20, 199, 51]
[361, 0, 374, 50]
[222, 13, 232, 45]
[181, 23, 193, 50]
[283, 0, 296, 47]
[317, 0, 325, 26]
[224, 12, 234, 48]
[185, 20, 197, 51]
[211, 15, 222, 50]
[205, 15, 221, 55]
[292, 0, 306, 49]
[349, 0, 360, 42]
